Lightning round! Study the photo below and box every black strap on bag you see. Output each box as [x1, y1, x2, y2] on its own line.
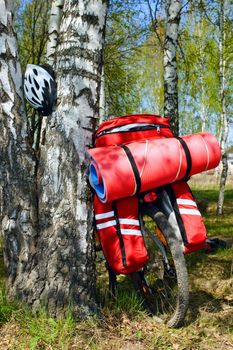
[177, 137, 192, 181]
[121, 144, 141, 195]
[113, 202, 127, 266]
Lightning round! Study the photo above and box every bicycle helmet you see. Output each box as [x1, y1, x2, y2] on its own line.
[24, 64, 56, 116]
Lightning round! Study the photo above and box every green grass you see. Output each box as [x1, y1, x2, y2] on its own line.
[0, 290, 18, 326]
[110, 289, 145, 314]
[0, 250, 6, 292]
[0, 175, 233, 349]
[14, 309, 76, 350]
[96, 255, 146, 315]
[190, 182, 233, 238]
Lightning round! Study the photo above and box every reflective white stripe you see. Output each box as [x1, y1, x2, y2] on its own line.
[95, 211, 114, 220]
[96, 220, 116, 229]
[121, 229, 142, 236]
[177, 199, 197, 207]
[179, 209, 201, 216]
[119, 218, 140, 226]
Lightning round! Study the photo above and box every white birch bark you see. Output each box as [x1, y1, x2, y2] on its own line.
[39, 0, 65, 154]
[197, 22, 207, 132]
[99, 66, 105, 121]
[217, 0, 228, 215]
[163, 0, 182, 136]
[36, 0, 108, 316]
[200, 80, 207, 132]
[46, 0, 64, 66]
[0, 0, 38, 293]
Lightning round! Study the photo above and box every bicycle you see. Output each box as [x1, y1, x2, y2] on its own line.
[90, 115, 221, 328]
[102, 186, 189, 328]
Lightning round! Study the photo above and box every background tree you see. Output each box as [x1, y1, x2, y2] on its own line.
[46, 0, 64, 66]
[163, 0, 182, 135]
[178, 12, 219, 135]
[17, 0, 52, 69]
[118, 0, 183, 134]
[104, 1, 165, 118]
[134, 30, 164, 115]
[104, 3, 145, 116]
[217, 0, 232, 215]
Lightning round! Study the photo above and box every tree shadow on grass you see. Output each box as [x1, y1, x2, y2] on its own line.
[186, 245, 233, 280]
[186, 251, 208, 271]
[185, 290, 233, 328]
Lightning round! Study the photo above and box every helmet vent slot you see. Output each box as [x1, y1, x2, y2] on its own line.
[33, 68, 38, 76]
[31, 87, 39, 99]
[33, 78, 40, 90]
[31, 96, 40, 104]
[44, 79, 49, 89]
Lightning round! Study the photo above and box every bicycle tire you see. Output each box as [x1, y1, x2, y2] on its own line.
[132, 211, 189, 328]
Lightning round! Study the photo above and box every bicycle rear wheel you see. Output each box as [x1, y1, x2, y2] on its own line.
[132, 211, 189, 328]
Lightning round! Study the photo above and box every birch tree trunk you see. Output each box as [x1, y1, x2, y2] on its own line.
[197, 21, 207, 132]
[1, 0, 108, 317]
[35, 0, 108, 316]
[163, 0, 182, 136]
[39, 0, 65, 151]
[217, 0, 228, 215]
[46, 0, 64, 66]
[0, 0, 38, 294]
[99, 67, 105, 121]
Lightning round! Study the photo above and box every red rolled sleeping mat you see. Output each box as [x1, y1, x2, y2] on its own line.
[88, 132, 221, 203]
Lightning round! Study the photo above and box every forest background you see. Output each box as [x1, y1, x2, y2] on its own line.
[17, 0, 233, 142]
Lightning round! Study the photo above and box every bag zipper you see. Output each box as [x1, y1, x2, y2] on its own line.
[96, 123, 170, 139]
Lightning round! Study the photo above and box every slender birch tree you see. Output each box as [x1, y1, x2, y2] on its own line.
[1, 0, 108, 317]
[164, 0, 182, 135]
[46, 0, 64, 66]
[39, 0, 64, 152]
[217, 0, 229, 215]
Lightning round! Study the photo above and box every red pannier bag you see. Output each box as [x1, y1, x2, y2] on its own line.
[167, 181, 207, 254]
[93, 114, 172, 273]
[92, 114, 208, 273]
[94, 114, 174, 147]
[94, 194, 149, 274]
